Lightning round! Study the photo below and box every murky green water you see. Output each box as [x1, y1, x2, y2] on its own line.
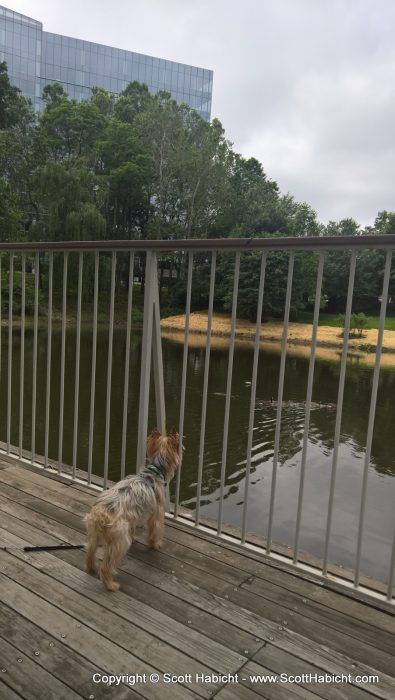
[1, 326, 394, 583]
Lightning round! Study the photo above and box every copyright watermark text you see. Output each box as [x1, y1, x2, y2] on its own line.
[92, 671, 380, 687]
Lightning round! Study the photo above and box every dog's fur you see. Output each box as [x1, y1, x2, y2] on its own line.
[84, 427, 180, 591]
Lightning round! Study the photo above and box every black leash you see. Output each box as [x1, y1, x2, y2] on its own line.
[1, 544, 85, 552]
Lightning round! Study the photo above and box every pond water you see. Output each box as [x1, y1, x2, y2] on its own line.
[1, 326, 394, 583]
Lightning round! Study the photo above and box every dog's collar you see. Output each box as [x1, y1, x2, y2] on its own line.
[146, 464, 166, 481]
[145, 457, 167, 482]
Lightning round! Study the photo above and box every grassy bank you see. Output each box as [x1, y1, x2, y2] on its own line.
[297, 310, 395, 331]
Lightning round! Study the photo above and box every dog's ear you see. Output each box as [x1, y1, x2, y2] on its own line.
[150, 427, 161, 438]
[168, 427, 179, 445]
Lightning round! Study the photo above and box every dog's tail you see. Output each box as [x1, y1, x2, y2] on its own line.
[84, 506, 118, 536]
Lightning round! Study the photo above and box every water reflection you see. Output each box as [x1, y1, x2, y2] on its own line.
[0, 327, 394, 582]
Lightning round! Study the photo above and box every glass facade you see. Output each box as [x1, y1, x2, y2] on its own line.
[0, 5, 213, 120]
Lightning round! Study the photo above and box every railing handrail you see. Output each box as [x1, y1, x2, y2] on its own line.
[1, 234, 395, 252]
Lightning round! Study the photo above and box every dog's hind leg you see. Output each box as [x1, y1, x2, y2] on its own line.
[129, 522, 137, 544]
[85, 533, 99, 574]
[99, 524, 131, 592]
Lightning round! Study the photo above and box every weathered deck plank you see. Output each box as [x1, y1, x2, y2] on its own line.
[159, 521, 395, 625]
[252, 644, 393, 700]
[0, 635, 83, 699]
[0, 519, 247, 678]
[0, 545, 218, 699]
[0, 487, 260, 657]
[0, 457, 394, 700]
[0, 602, 139, 699]
[0, 568, 198, 700]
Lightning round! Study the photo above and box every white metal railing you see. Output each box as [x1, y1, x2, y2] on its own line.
[0, 236, 394, 604]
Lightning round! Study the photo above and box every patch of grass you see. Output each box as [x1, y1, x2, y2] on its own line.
[297, 311, 395, 331]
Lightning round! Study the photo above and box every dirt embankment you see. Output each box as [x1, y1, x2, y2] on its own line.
[160, 311, 395, 367]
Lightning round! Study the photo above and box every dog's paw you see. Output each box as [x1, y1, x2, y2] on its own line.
[106, 581, 120, 592]
[148, 540, 162, 550]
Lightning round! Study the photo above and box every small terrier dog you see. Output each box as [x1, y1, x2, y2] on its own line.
[84, 427, 181, 591]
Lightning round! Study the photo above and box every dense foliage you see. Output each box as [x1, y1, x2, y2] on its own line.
[1, 61, 394, 318]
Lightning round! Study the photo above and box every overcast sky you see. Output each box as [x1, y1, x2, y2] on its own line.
[7, 0, 395, 226]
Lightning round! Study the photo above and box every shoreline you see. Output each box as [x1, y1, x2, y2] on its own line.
[160, 311, 395, 367]
[4, 310, 395, 367]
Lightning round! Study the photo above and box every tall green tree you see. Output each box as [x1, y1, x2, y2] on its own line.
[0, 60, 27, 128]
[0, 62, 36, 235]
[0, 177, 21, 240]
[96, 118, 150, 238]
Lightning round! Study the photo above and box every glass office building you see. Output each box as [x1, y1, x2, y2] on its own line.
[0, 5, 213, 120]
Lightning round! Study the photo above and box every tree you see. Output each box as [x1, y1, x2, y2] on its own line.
[370, 211, 395, 236]
[337, 312, 368, 337]
[32, 161, 105, 243]
[37, 84, 107, 163]
[0, 177, 21, 240]
[0, 61, 28, 129]
[322, 219, 361, 312]
[177, 113, 231, 239]
[114, 81, 151, 123]
[214, 230, 318, 321]
[0, 62, 36, 235]
[323, 218, 361, 237]
[214, 155, 281, 236]
[353, 312, 368, 337]
[95, 118, 150, 238]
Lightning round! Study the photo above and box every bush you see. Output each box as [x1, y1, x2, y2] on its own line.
[337, 312, 368, 337]
[131, 307, 144, 323]
[353, 312, 368, 337]
[160, 306, 184, 319]
[1, 271, 43, 316]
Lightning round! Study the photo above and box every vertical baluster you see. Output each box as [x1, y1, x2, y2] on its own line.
[103, 251, 116, 489]
[174, 252, 193, 518]
[218, 251, 240, 535]
[88, 251, 99, 484]
[31, 251, 39, 463]
[354, 249, 392, 587]
[7, 253, 14, 453]
[58, 251, 68, 473]
[387, 522, 395, 602]
[195, 252, 216, 526]
[136, 252, 155, 469]
[44, 252, 53, 468]
[19, 253, 26, 458]
[121, 252, 135, 480]
[266, 252, 294, 553]
[293, 252, 325, 563]
[0, 256, 2, 396]
[323, 250, 357, 575]
[72, 252, 83, 479]
[241, 253, 267, 544]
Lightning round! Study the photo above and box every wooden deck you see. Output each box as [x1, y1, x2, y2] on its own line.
[0, 456, 394, 700]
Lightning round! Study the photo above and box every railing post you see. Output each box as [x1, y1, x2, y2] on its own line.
[87, 251, 99, 483]
[136, 252, 166, 470]
[174, 251, 193, 517]
[19, 253, 26, 459]
[121, 252, 135, 480]
[152, 272, 166, 436]
[7, 253, 14, 454]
